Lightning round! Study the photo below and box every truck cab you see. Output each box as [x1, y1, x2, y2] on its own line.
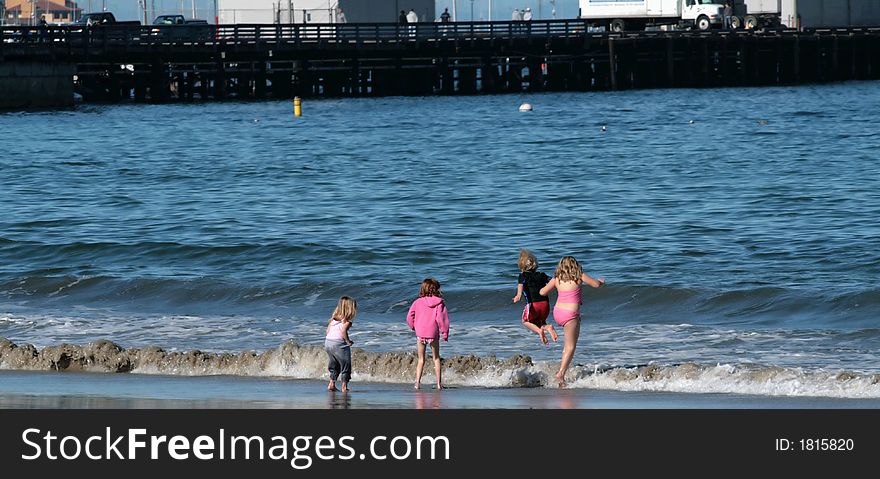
[153, 14, 208, 25]
[73, 12, 141, 26]
[150, 15, 213, 42]
[681, 0, 725, 30]
[154, 15, 187, 25]
[73, 12, 116, 26]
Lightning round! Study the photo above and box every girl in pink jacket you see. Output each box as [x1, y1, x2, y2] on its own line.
[406, 278, 450, 389]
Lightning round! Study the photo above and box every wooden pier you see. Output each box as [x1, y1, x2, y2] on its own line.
[1, 20, 879, 104]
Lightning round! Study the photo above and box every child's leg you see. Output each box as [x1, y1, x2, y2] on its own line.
[340, 345, 352, 392]
[556, 319, 581, 387]
[522, 321, 543, 335]
[522, 304, 548, 344]
[415, 341, 427, 389]
[524, 321, 548, 345]
[326, 348, 340, 391]
[543, 324, 559, 342]
[430, 340, 442, 389]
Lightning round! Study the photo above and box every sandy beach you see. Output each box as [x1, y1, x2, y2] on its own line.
[1, 370, 878, 409]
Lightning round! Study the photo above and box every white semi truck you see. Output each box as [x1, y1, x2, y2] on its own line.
[578, 0, 727, 32]
[579, 0, 880, 32]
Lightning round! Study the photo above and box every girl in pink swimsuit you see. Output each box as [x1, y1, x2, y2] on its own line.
[539, 256, 605, 388]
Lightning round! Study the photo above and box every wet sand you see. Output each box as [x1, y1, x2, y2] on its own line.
[1, 370, 879, 409]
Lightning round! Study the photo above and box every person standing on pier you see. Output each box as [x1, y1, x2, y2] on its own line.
[512, 8, 522, 21]
[336, 8, 347, 24]
[723, 0, 734, 29]
[399, 10, 408, 23]
[406, 8, 419, 38]
[39, 16, 48, 43]
[523, 7, 532, 21]
[441, 8, 451, 22]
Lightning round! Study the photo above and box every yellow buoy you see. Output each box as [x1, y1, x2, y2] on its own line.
[293, 96, 302, 117]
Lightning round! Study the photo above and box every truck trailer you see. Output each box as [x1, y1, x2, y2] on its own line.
[731, 0, 880, 30]
[780, 0, 880, 29]
[578, 0, 726, 32]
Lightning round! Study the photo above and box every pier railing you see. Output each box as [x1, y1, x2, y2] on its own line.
[0, 20, 811, 52]
[5, 20, 880, 58]
[1, 20, 592, 51]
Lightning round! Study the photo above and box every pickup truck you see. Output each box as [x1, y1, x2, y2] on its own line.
[153, 15, 208, 26]
[72, 12, 141, 27]
[150, 14, 214, 42]
[67, 11, 141, 44]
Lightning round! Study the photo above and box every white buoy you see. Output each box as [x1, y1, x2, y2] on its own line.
[688, 120, 695, 124]
[519, 103, 533, 112]
[601, 125, 607, 132]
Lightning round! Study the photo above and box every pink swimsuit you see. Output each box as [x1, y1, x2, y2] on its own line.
[326, 320, 346, 341]
[553, 288, 582, 327]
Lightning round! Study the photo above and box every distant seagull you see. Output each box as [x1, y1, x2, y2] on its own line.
[758, 119, 769, 125]
[601, 125, 607, 132]
[689, 120, 695, 124]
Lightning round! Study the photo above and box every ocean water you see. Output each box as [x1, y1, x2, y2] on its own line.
[1, 83, 879, 398]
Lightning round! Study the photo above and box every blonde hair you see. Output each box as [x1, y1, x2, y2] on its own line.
[554, 256, 583, 283]
[330, 296, 357, 323]
[419, 278, 442, 298]
[518, 249, 538, 272]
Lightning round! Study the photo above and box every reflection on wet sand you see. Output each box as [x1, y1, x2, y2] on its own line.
[3, 371, 867, 410]
[414, 390, 442, 409]
[327, 390, 352, 409]
[527, 389, 583, 410]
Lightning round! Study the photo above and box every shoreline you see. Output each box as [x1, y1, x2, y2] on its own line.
[1, 370, 878, 409]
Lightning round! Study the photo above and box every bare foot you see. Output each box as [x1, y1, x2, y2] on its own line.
[539, 330, 549, 345]
[555, 372, 567, 388]
[434, 384, 443, 390]
[341, 385, 350, 393]
[547, 327, 559, 342]
[327, 381, 337, 391]
[414, 384, 421, 390]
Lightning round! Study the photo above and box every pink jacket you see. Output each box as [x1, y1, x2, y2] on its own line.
[406, 296, 450, 341]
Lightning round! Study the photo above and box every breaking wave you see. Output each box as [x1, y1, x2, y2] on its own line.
[3, 271, 880, 327]
[2, 337, 879, 399]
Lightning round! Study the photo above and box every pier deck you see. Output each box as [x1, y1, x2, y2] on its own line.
[1, 20, 879, 103]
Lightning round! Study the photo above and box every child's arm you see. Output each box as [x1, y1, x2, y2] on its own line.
[539, 277, 557, 297]
[513, 283, 524, 303]
[437, 303, 450, 341]
[406, 302, 417, 330]
[325, 319, 333, 336]
[341, 321, 353, 345]
[581, 273, 606, 288]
